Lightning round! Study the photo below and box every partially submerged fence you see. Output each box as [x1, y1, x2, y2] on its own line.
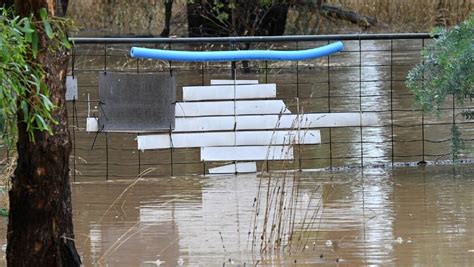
[3, 34, 473, 181]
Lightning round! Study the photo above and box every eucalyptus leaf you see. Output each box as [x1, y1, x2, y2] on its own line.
[31, 31, 39, 58]
[20, 100, 29, 121]
[0, 7, 73, 147]
[39, 8, 48, 21]
[43, 20, 54, 39]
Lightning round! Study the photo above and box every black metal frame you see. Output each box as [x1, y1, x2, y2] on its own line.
[50, 33, 473, 180]
[70, 33, 433, 44]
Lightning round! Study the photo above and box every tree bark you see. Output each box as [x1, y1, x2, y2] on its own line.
[320, 3, 377, 28]
[160, 0, 173, 37]
[7, 1, 81, 266]
[294, 1, 378, 29]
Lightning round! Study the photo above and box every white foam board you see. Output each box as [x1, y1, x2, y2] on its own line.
[171, 112, 378, 132]
[86, 117, 99, 132]
[201, 146, 294, 161]
[208, 162, 257, 174]
[210, 80, 259, 85]
[175, 117, 235, 132]
[137, 130, 320, 150]
[175, 100, 291, 117]
[88, 112, 378, 133]
[236, 113, 379, 129]
[236, 130, 320, 146]
[138, 132, 233, 150]
[183, 84, 276, 101]
[66, 76, 78, 101]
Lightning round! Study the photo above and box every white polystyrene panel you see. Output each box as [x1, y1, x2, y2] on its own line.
[137, 130, 320, 150]
[171, 112, 377, 132]
[210, 80, 259, 85]
[137, 134, 170, 150]
[183, 84, 276, 101]
[138, 132, 233, 150]
[86, 117, 98, 132]
[236, 130, 320, 146]
[66, 76, 78, 101]
[174, 117, 235, 132]
[237, 112, 379, 129]
[175, 100, 290, 117]
[208, 162, 257, 174]
[235, 100, 291, 115]
[201, 146, 293, 161]
[175, 102, 234, 117]
[96, 112, 378, 133]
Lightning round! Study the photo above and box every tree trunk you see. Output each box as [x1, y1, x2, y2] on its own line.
[160, 0, 173, 37]
[7, 1, 81, 266]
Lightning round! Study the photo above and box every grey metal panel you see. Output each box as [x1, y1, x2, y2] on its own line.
[98, 72, 175, 132]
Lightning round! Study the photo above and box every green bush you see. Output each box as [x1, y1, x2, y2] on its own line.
[407, 13, 473, 159]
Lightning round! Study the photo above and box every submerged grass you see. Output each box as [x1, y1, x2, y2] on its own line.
[78, 167, 168, 266]
[249, 108, 331, 258]
[250, 157, 328, 258]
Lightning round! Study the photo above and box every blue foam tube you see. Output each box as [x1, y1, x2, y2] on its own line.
[130, 41, 343, 62]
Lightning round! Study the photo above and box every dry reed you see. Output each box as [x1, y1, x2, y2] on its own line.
[288, 0, 473, 34]
[68, 0, 472, 36]
[81, 167, 158, 265]
[249, 107, 328, 257]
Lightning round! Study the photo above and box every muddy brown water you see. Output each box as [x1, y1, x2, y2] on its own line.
[71, 166, 474, 266]
[2, 166, 472, 266]
[0, 40, 473, 265]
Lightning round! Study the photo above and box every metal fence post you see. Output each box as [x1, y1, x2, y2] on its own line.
[390, 39, 395, 167]
[359, 38, 364, 168]
[327, 40, 333, 169]
[421, 38, 426, 164]
[296, 41, 302, 171]
[72, 43, 77, 182]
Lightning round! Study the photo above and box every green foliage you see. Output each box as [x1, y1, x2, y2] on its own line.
[461, 110, 474, 120]
[407, 13, 473, 112]
[451, 125, 464, 160]
[0, 207, 8, 217]
[407, 13, 474, 159]
[0, 7, 72, 146]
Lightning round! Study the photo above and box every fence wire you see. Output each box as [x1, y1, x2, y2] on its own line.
[2, 34, 473, 181]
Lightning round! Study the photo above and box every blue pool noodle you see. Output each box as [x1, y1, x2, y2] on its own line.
[130, 41, 343, 62]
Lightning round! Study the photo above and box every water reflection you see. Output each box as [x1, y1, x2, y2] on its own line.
[359, 41, 391, 166]
[363, 168, 395, 265]
[48, 165, 473, 266]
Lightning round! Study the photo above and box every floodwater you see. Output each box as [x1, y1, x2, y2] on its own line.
[0, 40, 473, 266]
[1, 166, 473, 266]
[59, 165, 474, 266]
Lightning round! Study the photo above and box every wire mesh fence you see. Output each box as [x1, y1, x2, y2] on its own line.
[2, 34, 473, 181]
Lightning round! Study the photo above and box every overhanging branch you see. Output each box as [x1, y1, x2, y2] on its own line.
[320, 3, 377, 28]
